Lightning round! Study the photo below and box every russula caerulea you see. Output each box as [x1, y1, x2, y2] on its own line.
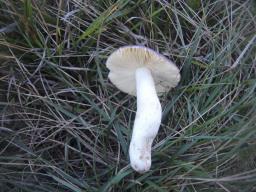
[106, 46, 180, 173]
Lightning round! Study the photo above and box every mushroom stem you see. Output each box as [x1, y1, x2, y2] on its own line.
[129, 67, 162, 173]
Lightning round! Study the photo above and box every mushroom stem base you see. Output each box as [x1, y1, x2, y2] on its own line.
[129, 67, 162, 173]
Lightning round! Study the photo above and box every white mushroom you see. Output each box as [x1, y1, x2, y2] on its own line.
[106, 46, 180, 173]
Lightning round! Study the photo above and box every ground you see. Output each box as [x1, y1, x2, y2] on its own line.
[0, 0, 256, 191]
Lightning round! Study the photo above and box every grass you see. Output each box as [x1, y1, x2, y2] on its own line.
[0, 0, 256, 191]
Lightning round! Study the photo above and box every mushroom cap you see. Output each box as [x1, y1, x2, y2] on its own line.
[106, 46, 180, 96]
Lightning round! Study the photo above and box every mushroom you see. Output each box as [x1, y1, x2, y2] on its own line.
[106, 45, 180, 173]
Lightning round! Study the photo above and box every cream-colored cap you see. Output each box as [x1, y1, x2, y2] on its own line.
[106, 46, 180, 96]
